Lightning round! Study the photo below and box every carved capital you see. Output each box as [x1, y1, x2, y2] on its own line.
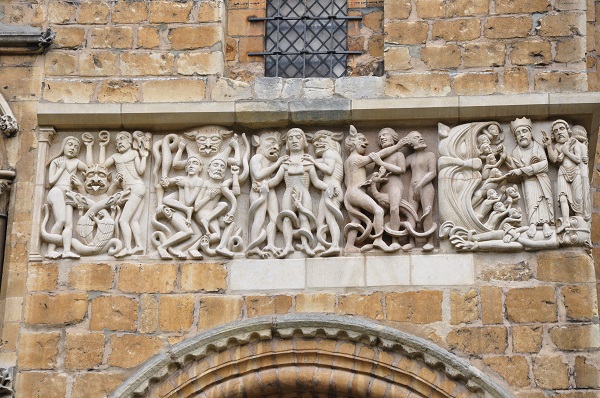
[0, 367, 14, 397]
[0, 115, 17, 138]
[38, 127, 56, 143]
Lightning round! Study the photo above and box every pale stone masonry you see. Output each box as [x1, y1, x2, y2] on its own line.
[0, 0, 599, 397]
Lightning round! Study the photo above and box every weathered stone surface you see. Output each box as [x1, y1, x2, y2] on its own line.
[453, 73, 498, 95]
[335, 77, 385, 99]
[65, 332, 105, 370]
[555, 37, 586, 62]
[179, 51, 224, 76]
[385, 0, 411, 19]
[537, 252, 595, 282]
[575, 356, 600, 388]
[505, 286, 557, 323]
[18, 332, 60, 370]
[533, 356, 570, 389]
[108, 334, 163, 368]
[27, 263, 58, 291]
[337, 293, 384, 319]
[550, 325, 600, 351]
[137, 26, 161, 49]
[169, 26, 222, 50]
[43, 80, 96, 103]
[53, 26, 86, 49]
[149, 1, 193, 23]
[211, 78, 252, 101]
[386, 73, 451, 97]
[495, 0, 550, 13]
[24, 293, 88, 325]
[421, 45, 461, 68]
[48, 2, 76, 24]
[483, 356, 531, 387]
[513, 326, 543, 353]
[386, 21, 429, 44]
[14, 372, 67, 398]
[198, 296, 242, 330]
[180, 263, 227, 292]
[385, 47, 411, 70]
[386, 291, 442, 323]
[71, 373, 127, 398]
[160, 295, 195, 332]
[415, 0, 445, 18]
[77, 1, 110, 24]
[68, 263, 114, 291]
[432, 19, 480, 41]
[90, 27, 134, 49]
[481, 286, 503, 324]
[79, 52, 118, 76]
[120, 53, 175, 76]
[484, 17, 532, 39]
[90, 296, 138, 331]
[198, 2, 222, 22]
[238, 37, 264, 62]
[451, 289, 479, 325]
[246, 295, 293, 317]
[118, 263, 177, 293]
[295, 293, 336, 313]
[510, 40, 552, 65]
[227, 9, 266, 36]
[539, 12, 585, 36]
[479, 260, 533, 281]
[562, 285, 595, 320]
[140, 294, 159, 333]
[142, 79, 206, 102]
[447, 0, 489, 16]
[462, 43, 505, 67]
[113, 1, 148, 24]
[447, 326, 508, 354]
[97, 79, 138, 103]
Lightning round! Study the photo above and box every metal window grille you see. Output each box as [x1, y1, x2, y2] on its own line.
[248, 0, 361, 78]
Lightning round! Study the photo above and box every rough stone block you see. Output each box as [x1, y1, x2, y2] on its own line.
[447, 326, 508, 354]
[386, 291, 442, 323]
[14, 372, 67, 398]
[574, 356, 600, 388]
[53, 27, 86, 49]
[384, 47, 411, 71]
[149, 1, 193, 23]
[481, 286, 503, 324]
[113, 1, 148, 23]
[484, 17, 532, 39]
[307, 257, 364, 288]
[160, 295, 195, 332]
[118, 263, 177, 293]
[230, 259, 305, 291]
[90, 296, 138, 331]
[411, 254, 474, 285]
[71, 373, 127, 398]
[97, 79, 138, 103]
[180, 263, 227, 292]
[386, 21, 429, 44]
[447, 0, 489, 16]
[198, 296, 242, 330]
[335, 76, 385, 99]
[289, 99, 351, 124]
[246, 295, 292, 317]
[502, 67, 530, 94]
[24, 293, 88, 325]
[303, 78, 335, 99]
[421, 44, 461, 68]
[539, 12, 585, 36]
[462, 43, 505, 67]
[177, 52, 224, 76]
[140, 294, 159, 333]
[386, 73, 451, 97]
[48, 1, 76, 24]
[77, 1, 110, 24]
[198, 2, 223, 22]
[90, 26, 134, 49]
[79, 52, 118, 77]
[108, 334, 163, 368]
[239, 36, 264, 63]
[227, 9, 265, 36]
[295, 293, 336, 313]
[513, 325, 543, 353]
[537, 251, 595, 282]
[68, 263, 114, 291]
[505, 286, 557, 323]
[533, 356, 570, 389]
[385, 0, 411, 19]
[432, 18, 480, 41]
[137, 26, 161, 49]
[555, 37, 586, 62]
[415, 0, 445, 18]
[562, 285, 595, 320]
[451, 289, 479, 325]
[483, 356, 531, 387]
[510, 40, 552, 65]
[337, 293, 384, 319]
[120, 53, 175, 76]
[169, 26, 222, 50]
[550, 324, 600, 351]
[27, 263, 58, 291]
[253, 77, 283, 99]
[18, 332, 60, 370]
[65, 332, 105, 370]
[142, 79, 206, 102]
[454, 72, 498, 95]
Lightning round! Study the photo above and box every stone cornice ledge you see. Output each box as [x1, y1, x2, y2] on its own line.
[38, 92, 600, 130]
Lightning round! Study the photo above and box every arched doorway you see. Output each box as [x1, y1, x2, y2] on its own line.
[110, 314, 512, 398]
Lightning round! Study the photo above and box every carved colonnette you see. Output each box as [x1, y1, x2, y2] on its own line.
[32, 118, 592, 261]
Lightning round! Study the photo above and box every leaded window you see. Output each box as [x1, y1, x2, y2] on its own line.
[248, 0, 361, 78]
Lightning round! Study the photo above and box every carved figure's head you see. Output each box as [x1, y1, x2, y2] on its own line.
[115, 131, 133, 153]
[493, 202, 506, 212]
[61, 136, 81, 158]
[253, 131, 281, 162]
[479, 142, 492, 155]
[571, 125, 588, 144]
[208, 158, 227, 180]
[551, 119, 571, 144]
[510, 118, 533, 148]
[185, 126, 233, 157]
[83, 164, 111, 195]
[345, 127, 368, 155]
[487, 124, 500, 138]
[313, 130, 342, 156]
[509, 207, 522, 218]
[406, 131, 426, 149]
[185, 156, 202, 176]
[285, 128, 308, 153]
[378, 128, 399, 149]
[505, 185, 520, 199]
[487, 189, 500, 200]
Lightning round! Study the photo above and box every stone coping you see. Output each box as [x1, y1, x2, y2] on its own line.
[109, 314, 513, 398]
[37, 92, 600, 130]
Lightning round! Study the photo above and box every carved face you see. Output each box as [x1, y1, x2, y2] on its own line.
[314, 135, 335, 156]
[208, 159, 226, 180]
[479, 143, 492, 155]
[378, 130, 396, 149]
[506, 186, 519, 199]
[552, 122, 570, 144]
[487, 189, 499, 200]
[287, 130, 305, 152]
[185, 157, 202, 175]
[63, 138, 80, 158]
[258, 134, 280, 162]
[115, 133, 132, 153]
[83, 164, 111, 195]
[196, 132, 223, 155]
[409, 132, 427, 149]
[355, 134, 369, 155]
[488, 125, 500, 138]
[493, 202, 506, 211]
[514, 126, 532, 148]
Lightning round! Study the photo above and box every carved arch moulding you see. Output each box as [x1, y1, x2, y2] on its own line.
[109, 314, 513, 398]
[32, 95, 600, 261]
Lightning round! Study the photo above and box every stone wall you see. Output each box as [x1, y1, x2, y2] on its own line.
[0, 1, 599, 398]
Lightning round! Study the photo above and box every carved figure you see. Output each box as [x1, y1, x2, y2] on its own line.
[104, 131, 150, 257]
[44, 136, 87, 259]
[343, 126, 408, 253]
[571, 125, 591, 220]
[247, 131, 287, 258]
[506, 118, 554, 239]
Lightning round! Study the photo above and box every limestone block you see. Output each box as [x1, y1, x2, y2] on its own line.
[108, 334, 163, 368]
[539, 12, 586, 36]
[230, 259, 305, 291]
[495, 0, 550, 13]
[502, 67, 530, 94]
[24, 293, 88, 325]
[211, 78, 252, 101]
[169, 26, 222, 50]
[451, 289, 479, 325]
[142, 79, 206, 102]
[118, 263, 177, 293]
[385, 291, 442, 323]
[238, 36, 264, 62]
[227, 9, 266, 36]
[447, 326, 508, 354]
[79, 52, 118, 77]
[550, 324, 600, 351]
[178, 52, 224, 76]
[48, 2, 76, 24]
[65, 332, 105, 370]
[137, 26, 161, 49]
[90, 27, 134, 49]
[253, 78, 283, 100]
[53, 27, 86, 49]
[537, 252, 595, 282]
[462, 43, 505, 67]
[555, 37, 586, 62]
[513, 326, 543, 353]
[365, 255, 410, 286]
[198, 295, 242, 330]
[14, 372, 67, 398]
[411, 254, 474, 285]
[26, 263, 58, 291]
[68, 263, 114, 291]
[386, 72, 451, 97]
[447, 0, 489, 16]
[483, 356, 531, 387]
[481, 286, 503, 324]
[90, 296, 138, 331]
[77, 1, 110, 24]
[484, 17, 532, 39]
[303, 78, 334, 100]
[120, 53, 175, 76]
[246, 295, 292, 317]
[384, 47, 411, 71]
[149, 1, 193, 23]
[159, 295, 195, 332]
[415, 0, 445, 18]
[198, 2, 223, 22]
[453, 72, 498, 95]
[289, 99, 351, 124]
[432, 19, 480, 41]
[385, 0, 411, 19]
[337, 293, 384, 319]
[574, 356, 600, 388]
[180, 263, 227, 292]
[71, 373, 127, 398]
[505, 286, 557, 323]
[385, 21, 429, 44]
[533, 356, 570, 389]
[562, 285, 595, 320]
[140, 294, 159, 333]
[97, 79, 139, 103]
[510, 40, 552, 65]
[363, 11, 383, 31]
[295, 293, 336, 313]
[421, 45, 461, 69]
[113, 1, 149, 24]
[306, 257, 364, 288]
[18, 332, 60, 370]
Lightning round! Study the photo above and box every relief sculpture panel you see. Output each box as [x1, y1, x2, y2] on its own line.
[35, 118, 592, 261]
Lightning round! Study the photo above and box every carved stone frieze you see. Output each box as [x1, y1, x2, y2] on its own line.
[34, 120, 591, 260]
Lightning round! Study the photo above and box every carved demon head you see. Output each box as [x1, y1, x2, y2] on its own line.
[83, 164, 112, 195]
